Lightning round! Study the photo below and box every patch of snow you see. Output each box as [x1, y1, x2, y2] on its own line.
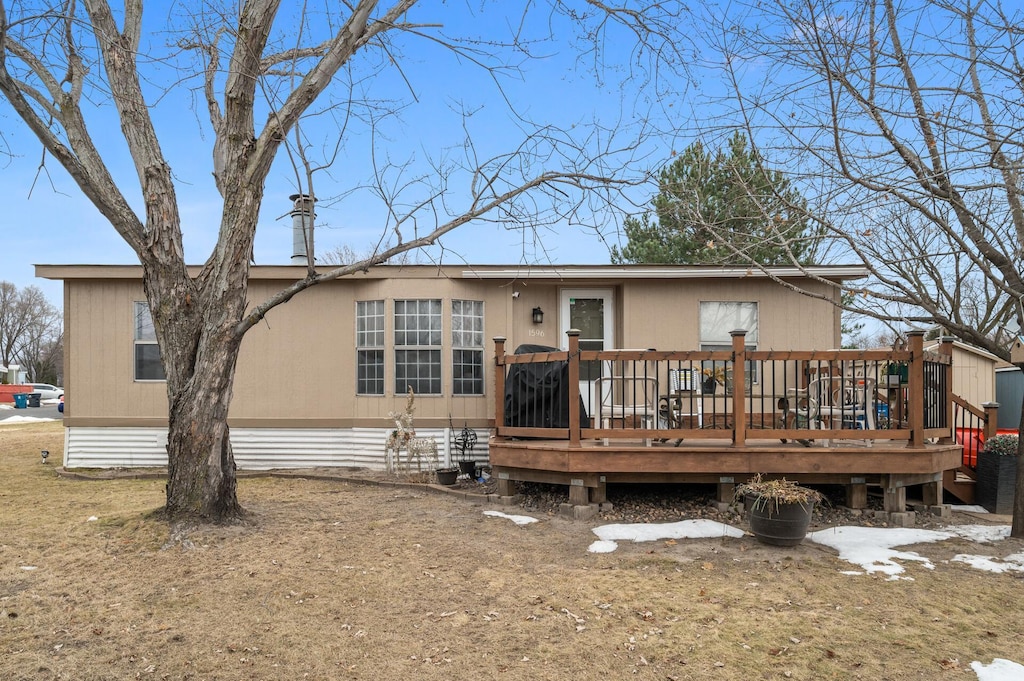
[588, 540, 619, 554]
[483, 510, 538, 526]
[589, 519, 745, 553]
[953, 505, 990, 513]
[19, 566, 37, 571]
[952, 552, 1024, 574]
[807, 526, 951, 577]
[807, 525, 1015, 577]
[87, 516, 98, 522]
[972, 658, 1024, 680]
[0, 415, 56, 425]
[949, 525, 1011, 543]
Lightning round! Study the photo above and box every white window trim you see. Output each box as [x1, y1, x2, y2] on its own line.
[355, 300, 386, 395]
[133, 301, 165, 382]
[452, 299, 485, 396]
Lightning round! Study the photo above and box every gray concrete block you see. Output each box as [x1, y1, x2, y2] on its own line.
[573, 504, 598, 521]
[929, 504, 952, 518]
[888, 511, 916, 527]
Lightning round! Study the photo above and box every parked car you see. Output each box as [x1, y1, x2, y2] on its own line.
[29, 383, 64, 400]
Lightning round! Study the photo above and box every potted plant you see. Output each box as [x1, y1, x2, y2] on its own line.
[453, 423, 479, 479]
[701, 365, 726, 394]
[435, 467, 459, 486]
[736, 475, 824, 546]
[885, 361, 908, 386]
[976, 434, 1020, 515]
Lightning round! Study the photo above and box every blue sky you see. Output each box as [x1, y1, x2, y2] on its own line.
[0, 2, 700, 308]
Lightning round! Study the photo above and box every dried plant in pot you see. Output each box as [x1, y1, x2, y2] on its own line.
[736, 475, 824, 547]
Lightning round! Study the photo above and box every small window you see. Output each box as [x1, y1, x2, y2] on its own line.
[356, 300, 385, 395]
[452, 300, 484, 395]
[134, 302, 166, 381]
[394, 299, 442, 394]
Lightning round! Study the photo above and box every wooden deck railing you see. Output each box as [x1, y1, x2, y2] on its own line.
[494, 330, 955, 449]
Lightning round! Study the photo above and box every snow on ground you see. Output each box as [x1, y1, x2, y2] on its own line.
[0, 415, 56, 424]
[588, 519, 745, 553]
[483, 510, 538, 526]
[972, 659, 1024, 680]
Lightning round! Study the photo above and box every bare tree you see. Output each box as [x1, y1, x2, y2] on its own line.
[319, 244, 425, 267]
[693, 0, 1024, 532]
[0, 0, 692, 523]
[0, 282, 61, 379]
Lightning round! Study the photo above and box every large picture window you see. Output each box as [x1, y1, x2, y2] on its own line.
[394, 299, 442, 394]
[700, 301, 758, 384]
[356, 300, 385, 395]
[133, 302, 165, 381]
[452, 300, 484, 395]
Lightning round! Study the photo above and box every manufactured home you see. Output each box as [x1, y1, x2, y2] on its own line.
[37, 263, 864, 470]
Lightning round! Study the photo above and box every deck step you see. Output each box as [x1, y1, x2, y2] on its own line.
[943, 469, 976, 504]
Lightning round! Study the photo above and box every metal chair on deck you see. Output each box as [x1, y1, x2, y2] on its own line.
[595, 374, 659, 446]
[809, 375, 877, 446]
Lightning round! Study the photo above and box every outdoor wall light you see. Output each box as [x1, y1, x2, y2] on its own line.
[41, 450, 49, 464]
[532, 307, 544, 324]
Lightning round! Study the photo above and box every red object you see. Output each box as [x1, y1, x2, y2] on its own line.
[959, 427, 1020, 467]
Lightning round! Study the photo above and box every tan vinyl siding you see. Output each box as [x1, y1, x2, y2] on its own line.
[618, 278, 838, 352]
[949, 345, 997, 408]
[55, 265, 851, 428]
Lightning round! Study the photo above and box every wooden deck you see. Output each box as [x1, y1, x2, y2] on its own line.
[489, 331, 972, 514]
[489, 436, 962, 512]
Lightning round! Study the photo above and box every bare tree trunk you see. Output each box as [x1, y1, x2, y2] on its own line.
[145, 262, 247, 522]
[164, 339, 243, 521]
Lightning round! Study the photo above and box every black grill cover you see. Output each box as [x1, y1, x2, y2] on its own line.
[503, 344, 590, 430]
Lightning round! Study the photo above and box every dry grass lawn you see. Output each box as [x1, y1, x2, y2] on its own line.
[2, 421, 1024, 680]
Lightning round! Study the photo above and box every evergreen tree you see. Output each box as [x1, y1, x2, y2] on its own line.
[612, 132, 821, 265]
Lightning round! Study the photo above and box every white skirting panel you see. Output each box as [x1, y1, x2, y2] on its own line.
[62, 426, 491, 470]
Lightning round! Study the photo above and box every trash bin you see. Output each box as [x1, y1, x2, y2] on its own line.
[12, 393, 28, 409]
[27, 392, 41, 407]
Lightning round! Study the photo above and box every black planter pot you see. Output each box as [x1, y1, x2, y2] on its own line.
[458, 460, 477, 478]
[746, 495, 815, 546]
[436, 469, 459, 486]
[976, 450, 1017, 515]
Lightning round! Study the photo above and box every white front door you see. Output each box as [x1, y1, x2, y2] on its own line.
[560, 289, 614, 415]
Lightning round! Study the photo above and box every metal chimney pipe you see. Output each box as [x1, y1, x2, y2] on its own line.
[289, 193, 316, 264]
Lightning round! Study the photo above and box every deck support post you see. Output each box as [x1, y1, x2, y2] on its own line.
[497, 477, 517, 497]
[716, 478, 735, 505]
[569, 481, 590, 506]
[922, 480, 941, 506]
[591, 477, 607, 504]
[845, 479, 868, 509]
[882, 475, 907, 512]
